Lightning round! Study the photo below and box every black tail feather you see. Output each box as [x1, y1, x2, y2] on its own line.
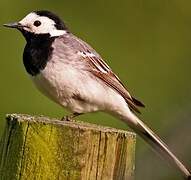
[132, 97, 145, 107]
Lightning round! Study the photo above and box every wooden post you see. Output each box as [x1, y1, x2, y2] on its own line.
[0, 114, 136, 180]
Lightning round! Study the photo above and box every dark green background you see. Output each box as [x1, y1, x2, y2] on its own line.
[0, 1, 191, 179]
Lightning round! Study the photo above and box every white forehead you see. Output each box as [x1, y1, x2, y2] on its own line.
[19, 12, 55, 26]
[19, 12, 66, 37]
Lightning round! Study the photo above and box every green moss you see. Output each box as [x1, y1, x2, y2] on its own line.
[0, 114, 136, 180]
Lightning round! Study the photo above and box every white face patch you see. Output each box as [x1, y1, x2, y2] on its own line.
[19, 12, 66, 37]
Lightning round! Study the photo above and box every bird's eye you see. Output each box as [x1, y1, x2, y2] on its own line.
[33, 20, 41, 27]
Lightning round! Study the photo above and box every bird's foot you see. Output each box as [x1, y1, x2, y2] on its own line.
[61, 115, 73, 121]
[61, 112, 83, 122]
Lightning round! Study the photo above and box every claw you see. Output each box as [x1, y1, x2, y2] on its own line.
[61, 113, 83, 121]
[61, 115, 72, 121]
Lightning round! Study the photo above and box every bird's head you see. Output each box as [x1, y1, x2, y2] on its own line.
[4, 10, 68, 40]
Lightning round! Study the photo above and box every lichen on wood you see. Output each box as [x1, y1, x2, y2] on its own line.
[0, 114, 136, 180]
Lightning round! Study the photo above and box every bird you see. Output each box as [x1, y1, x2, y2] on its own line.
[4, 10, 191, 179]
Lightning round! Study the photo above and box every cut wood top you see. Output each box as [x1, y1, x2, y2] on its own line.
[6, 113, 136, 137]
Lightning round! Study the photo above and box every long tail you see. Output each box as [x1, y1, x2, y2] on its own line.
[122, 113, 191, 179]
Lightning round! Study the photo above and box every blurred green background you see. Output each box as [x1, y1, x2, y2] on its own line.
[0, 0, 191, 179]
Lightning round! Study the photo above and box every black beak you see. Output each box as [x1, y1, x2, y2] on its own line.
[3, 22, 25, 29]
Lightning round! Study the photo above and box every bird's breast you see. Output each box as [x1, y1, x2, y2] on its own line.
[31, 62, 74, 107]
[31, 59, 100, 113]
[31, 55, 127, 115]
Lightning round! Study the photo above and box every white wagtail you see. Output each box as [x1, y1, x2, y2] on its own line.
[4, 10, 191, 179]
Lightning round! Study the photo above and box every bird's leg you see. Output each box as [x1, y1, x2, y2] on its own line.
[61, 112, 83, 121]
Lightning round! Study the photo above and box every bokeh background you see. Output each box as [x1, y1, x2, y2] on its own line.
[0, 0, 191, 179]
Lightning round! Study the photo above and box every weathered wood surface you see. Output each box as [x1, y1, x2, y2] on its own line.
[0, 114, 136, 180]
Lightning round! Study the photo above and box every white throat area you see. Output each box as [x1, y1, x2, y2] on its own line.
[19, 12, 67, 37]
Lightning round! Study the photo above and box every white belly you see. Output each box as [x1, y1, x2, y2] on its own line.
[31, 60, 128, 116]
[31, 61, 101, 113]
